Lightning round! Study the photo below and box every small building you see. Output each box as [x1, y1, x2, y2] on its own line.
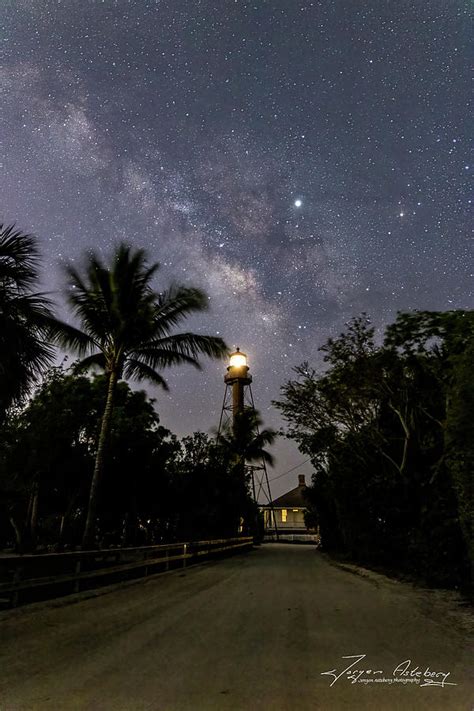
[261, 475, 320, 543]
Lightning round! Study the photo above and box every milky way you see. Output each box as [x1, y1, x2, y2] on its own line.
[1, 1, 471, 493]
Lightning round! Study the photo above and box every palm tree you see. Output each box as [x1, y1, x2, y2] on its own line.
[55, 243, 228, 548]
[0, 224, 57, 421]
[217, 408, 277, 473]
[217, 409, 277, 535]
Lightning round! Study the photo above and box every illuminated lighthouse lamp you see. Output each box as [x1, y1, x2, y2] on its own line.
[225, 348, 252, 387]
[229, 348, 247, 368]
[224, 348, 252, 418]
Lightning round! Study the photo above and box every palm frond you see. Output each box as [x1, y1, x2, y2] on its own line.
[0, 224, 39, 291]
[0, 227, 62, 414]
[152, 286, 209, 336]
[73, 352, 107, 373]
[46, 318, 98, 356]
[259, 450, 275, 466]
[216, 408, 277, 467]
[130, 347, 201, 370]
[0, 311, 55, 412]
[136, 333, 228, 361]
[2, 292, 54, 321]
[123, 359, 169, 389]
[64, 263, 111, 342]
[59, 243, 228, 391]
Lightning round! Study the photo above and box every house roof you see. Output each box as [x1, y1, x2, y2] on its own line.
[264, 475, 309, 508]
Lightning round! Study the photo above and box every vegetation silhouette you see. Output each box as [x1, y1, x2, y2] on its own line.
[275, 312, 473, 589]
[0, 225, 61, 421]
[52, 243, 228, 547]
[1, 225, 472, 592]
[217, 408, 277, 471]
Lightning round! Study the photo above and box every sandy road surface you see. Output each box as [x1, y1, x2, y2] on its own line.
[0, 544, 472, 711]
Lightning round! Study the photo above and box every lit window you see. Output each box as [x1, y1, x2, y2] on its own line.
[281, 509, 287, 522]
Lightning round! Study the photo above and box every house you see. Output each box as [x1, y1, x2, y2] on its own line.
[260, 474, 320, 543]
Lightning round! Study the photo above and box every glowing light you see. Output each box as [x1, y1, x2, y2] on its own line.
[294, 199, 302, 207]
[229, 349, 247, 368]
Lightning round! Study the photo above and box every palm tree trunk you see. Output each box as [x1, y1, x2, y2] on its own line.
[82, 370, 118, 549]
[29, 481, 39, 550]
[8, 513, 23, 554]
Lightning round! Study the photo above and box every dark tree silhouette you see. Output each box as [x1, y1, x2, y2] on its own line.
[217, 409, 277, 471]
[275, 312, 473, 588]
[0, 225, 58, 420]
[54, 243, 228, 547]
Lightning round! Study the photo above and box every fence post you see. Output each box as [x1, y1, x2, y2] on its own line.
[165, 549, 169, 572]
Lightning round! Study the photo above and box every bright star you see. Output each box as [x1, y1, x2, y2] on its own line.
[294, 199, 302, 207]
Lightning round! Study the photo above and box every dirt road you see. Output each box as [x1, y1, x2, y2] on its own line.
[0, 544, 472, 710]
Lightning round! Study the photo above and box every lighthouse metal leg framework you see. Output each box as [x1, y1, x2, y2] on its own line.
[217, 355, 278, 538]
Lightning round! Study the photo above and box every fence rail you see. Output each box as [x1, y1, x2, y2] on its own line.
[0, 537, 253, 609]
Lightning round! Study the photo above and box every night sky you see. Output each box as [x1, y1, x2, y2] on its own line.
[2, 1, 472, 495]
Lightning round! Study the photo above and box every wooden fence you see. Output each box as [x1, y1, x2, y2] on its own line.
[0, 537, 253, 609]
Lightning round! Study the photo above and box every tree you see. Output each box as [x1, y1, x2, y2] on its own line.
[167, 432, 258, 540]
[0, 367, 177, 551]
[217, 409, 277, 474]
[216, 409, 277, 532]
[100, 383, 177, 546]
[0, 224, 58, 420]
[0, 367, 96, 552]
[274, 312, 471, 587]
[386, 310, 474, 578]
[54, 244, 228, 547]
[444, 334, 474, 572]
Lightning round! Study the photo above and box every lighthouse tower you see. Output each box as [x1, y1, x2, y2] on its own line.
[217, 348, 276, 514]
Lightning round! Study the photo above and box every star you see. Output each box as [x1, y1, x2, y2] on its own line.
[294, 199, 302, 208]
